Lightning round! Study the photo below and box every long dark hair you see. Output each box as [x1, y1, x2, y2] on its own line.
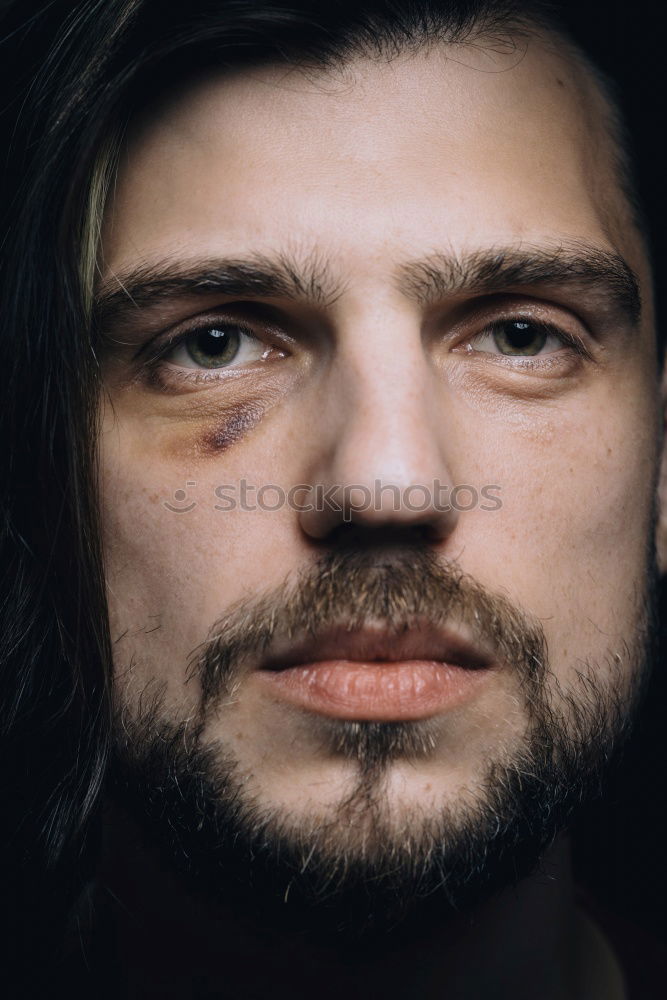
[0, 0, 655, 989]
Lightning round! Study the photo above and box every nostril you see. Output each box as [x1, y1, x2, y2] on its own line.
[315, 521, 437, 551]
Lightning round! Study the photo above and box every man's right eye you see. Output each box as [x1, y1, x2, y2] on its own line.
[163, 323, 266, 370]
[135, 316, 290, 391]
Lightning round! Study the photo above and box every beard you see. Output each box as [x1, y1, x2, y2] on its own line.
[106, 546, 656, 942]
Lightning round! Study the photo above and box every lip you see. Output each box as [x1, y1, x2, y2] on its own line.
[254, 624, 495, 721]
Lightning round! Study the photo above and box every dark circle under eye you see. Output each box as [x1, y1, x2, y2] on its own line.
[185, 325, 242, 368]
[492, 320, 547, 356]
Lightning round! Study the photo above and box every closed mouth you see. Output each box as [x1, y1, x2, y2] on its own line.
[258, 621, 495, 673]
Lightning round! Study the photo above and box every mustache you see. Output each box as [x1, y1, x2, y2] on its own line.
[189, 548, 548, 707]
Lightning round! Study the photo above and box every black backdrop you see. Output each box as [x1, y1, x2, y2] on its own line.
[553, 0, 666, 945]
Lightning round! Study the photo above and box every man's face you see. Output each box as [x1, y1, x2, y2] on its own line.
[98, 38, 659, 924]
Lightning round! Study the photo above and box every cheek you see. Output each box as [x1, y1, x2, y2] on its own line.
[447, 378, 658, 684]
[99, 461, 209, 705]
[98, 396, 310, 704]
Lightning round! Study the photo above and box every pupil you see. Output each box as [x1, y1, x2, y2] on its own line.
[197, 328, 231, 356]
[492, 320, 546, 357]
[186, 325, 241, 368]
[506, 321, 534, 348]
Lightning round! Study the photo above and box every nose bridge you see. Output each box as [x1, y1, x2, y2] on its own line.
[299, 306, 458, 540]
[335, 329, 440, 482]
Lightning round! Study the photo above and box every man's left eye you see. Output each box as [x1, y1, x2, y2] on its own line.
[166, 323, 268, 369]
[470, 320, 564, 357]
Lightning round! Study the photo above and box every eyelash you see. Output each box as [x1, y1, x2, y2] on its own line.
[139, 321, 279, 389]
[466, 319, 591, 362]
[136, 313, 590, 391]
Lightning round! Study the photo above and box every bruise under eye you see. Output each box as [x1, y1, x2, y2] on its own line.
[202, 402, 266, 452]
[164, 393, 280, 460]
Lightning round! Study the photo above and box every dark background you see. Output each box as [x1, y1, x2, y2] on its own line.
[550, 1, 666, 945]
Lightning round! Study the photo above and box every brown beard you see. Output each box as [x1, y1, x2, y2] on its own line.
[107, 547, 654, 940]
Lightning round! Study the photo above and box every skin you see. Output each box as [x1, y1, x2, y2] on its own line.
[98, 33, 662, 999]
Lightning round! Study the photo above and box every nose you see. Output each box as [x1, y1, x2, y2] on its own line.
[298, 314, 459, 543]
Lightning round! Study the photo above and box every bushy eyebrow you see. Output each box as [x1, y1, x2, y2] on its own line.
[396, 243, 641, 323]
[94, 250, 342, 329]
[94, 241, 641, 332]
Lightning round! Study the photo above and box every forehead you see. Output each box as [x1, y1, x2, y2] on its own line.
[102, 39, 638, 285]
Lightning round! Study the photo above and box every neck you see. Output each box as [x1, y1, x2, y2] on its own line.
[93, 802, 620, 1000]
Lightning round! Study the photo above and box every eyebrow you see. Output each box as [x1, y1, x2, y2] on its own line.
[94, 241, 641, 333]
[95, 250, 342, 330]
[397, 243, 641, 324]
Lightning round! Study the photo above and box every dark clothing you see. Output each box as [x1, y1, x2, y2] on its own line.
[21, 883, 667, 998]
[576, 887, 666, 1000]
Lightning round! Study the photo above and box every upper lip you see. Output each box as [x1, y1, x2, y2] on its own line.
[259, 622, 495, 673]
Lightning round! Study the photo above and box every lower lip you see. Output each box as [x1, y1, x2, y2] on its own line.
[256, 660, 489, 721]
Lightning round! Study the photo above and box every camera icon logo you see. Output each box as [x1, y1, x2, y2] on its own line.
[163, 481, 198, 513]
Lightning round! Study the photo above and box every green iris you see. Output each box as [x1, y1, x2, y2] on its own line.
[185, 326, 242, 368]
[493, 321, 547, 356]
